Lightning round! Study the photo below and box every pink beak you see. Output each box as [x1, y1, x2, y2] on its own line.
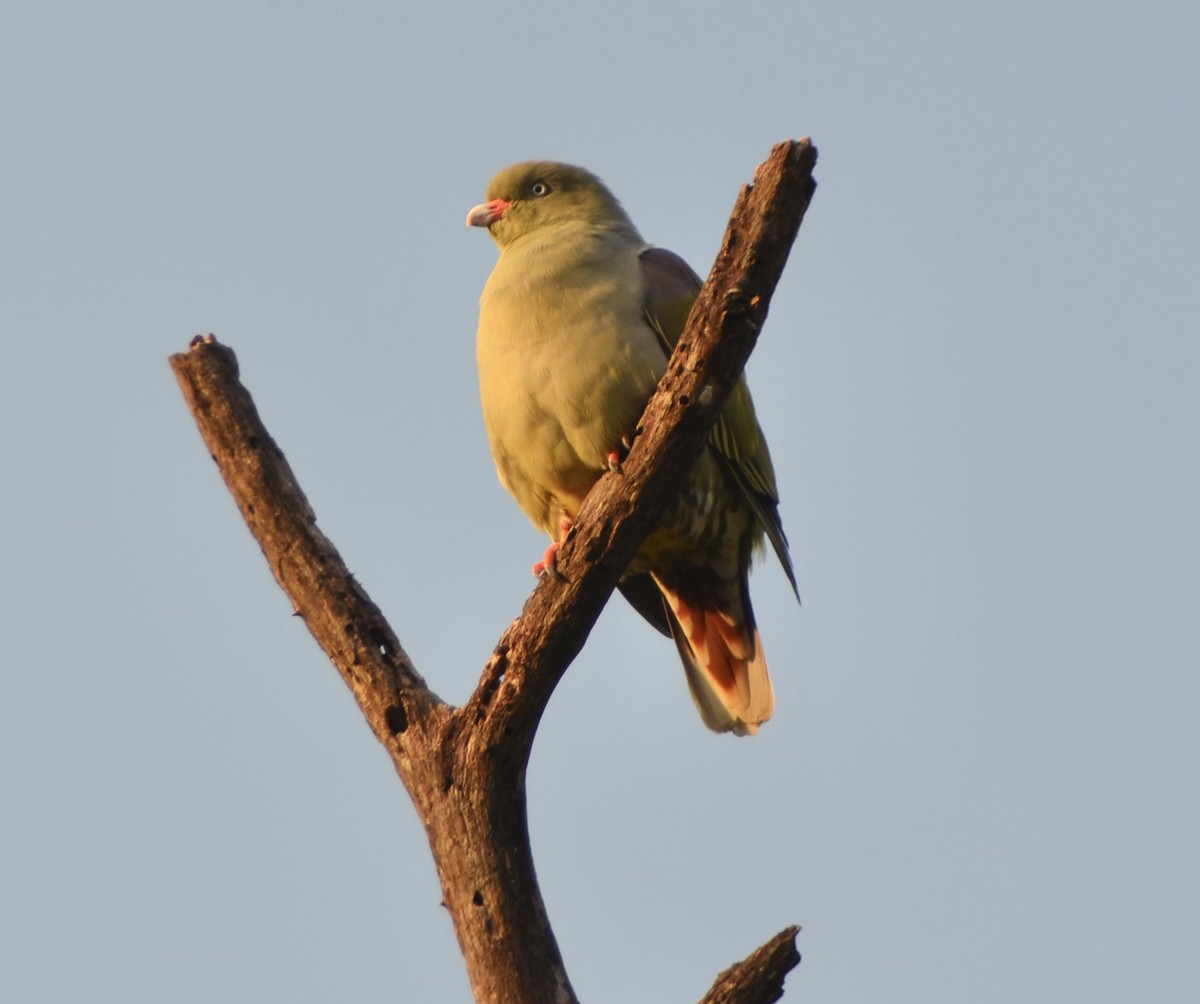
[465, 198, 510, 228]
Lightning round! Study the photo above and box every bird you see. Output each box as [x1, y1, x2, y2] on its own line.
[467, 161, 796, 735]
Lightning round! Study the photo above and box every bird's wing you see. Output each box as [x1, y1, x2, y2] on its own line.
[638, 246, 798, 599]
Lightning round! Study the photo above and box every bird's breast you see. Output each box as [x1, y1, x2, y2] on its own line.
[476, 237, 664, 533]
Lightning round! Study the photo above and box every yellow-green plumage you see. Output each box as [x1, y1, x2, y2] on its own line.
[468, 161, 795, 735]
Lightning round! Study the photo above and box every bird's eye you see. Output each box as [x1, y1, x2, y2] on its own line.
[530, 180, 551, 197]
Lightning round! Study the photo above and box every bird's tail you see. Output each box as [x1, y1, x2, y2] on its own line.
[652, 570, 774, 736]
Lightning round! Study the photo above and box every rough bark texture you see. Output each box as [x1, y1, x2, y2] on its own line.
[699, 926, 803, 1004]
[170, 138, 817, 1003]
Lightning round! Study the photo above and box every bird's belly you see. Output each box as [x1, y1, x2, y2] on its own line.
[481, 340, 651, 532]
[478, 293, 662, 534]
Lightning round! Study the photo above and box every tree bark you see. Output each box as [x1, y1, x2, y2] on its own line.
[699, 926, 803, 1004]
[170, 138, 817, 1003]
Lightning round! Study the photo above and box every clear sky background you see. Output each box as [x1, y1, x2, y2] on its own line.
[3, 2, 1197, 1001]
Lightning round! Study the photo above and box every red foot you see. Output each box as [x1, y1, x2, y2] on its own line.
[607, 430, 634, 473]
[532, 540, 560, 577]
[532, 517, 574, 578]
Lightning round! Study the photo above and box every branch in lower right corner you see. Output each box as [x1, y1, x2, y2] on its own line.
[698, 925, 801, 1004]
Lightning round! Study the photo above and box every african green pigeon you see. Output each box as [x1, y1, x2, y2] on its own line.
[468, 161, 796, 735]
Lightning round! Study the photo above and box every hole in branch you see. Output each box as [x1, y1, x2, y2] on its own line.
[384, 703, 408, 735]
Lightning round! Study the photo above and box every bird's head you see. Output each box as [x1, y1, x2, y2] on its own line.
[466, 161, 638, 248]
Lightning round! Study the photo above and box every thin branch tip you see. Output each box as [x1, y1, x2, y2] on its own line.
[699, 925, 801, 1004]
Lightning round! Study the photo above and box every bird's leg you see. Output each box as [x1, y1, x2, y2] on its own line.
[606, 430, 635, 473]
[532, 516, 574, 578]
[531, 541, 560, 578]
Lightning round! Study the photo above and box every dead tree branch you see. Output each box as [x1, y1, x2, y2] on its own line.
[170, 138, 817, 1003]
[700, 926, 803, 1004]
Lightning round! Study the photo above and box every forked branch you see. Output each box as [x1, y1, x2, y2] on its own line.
[170, 138, 817, 1004]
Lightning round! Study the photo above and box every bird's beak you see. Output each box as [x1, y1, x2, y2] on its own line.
[466, 198, 510, 228]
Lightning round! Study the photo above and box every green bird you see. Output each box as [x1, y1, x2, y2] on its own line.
[468, 161, 797, 735]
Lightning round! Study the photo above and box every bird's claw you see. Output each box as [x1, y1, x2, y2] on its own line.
[532, 540, 560, 577]
[532, 517, 573, 578]
[607, 431, 634, 473]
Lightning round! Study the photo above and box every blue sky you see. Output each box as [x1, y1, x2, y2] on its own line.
[3, 2, 1198, 1000]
